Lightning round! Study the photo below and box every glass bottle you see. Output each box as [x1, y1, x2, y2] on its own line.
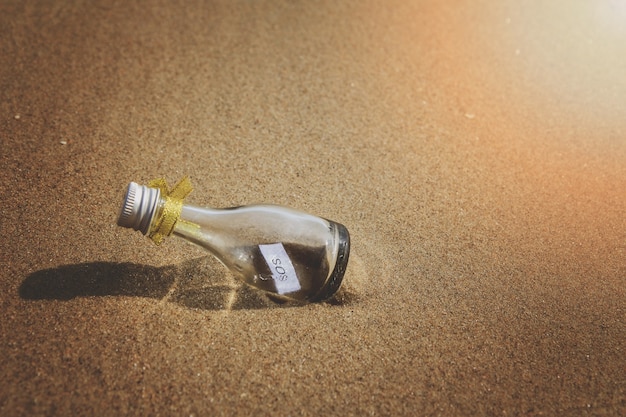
[117, 177, 350, 302]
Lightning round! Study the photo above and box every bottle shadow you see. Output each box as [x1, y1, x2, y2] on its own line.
[19, 257, 293, 310]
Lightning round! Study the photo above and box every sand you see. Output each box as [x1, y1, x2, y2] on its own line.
[1, 0, 625, 415]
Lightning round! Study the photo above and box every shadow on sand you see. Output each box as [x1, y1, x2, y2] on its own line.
[20, 257, 355, 310]
[21, 257, 283, 310]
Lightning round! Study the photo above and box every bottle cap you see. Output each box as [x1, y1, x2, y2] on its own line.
[117, 182, 160, 235]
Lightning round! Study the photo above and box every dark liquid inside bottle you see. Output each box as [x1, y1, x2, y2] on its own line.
[244, 243, 330, 301]
[234, 222, 350, 302]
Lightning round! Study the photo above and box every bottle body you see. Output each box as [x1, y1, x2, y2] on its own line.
[172, 204, 349, 301]
[118, 180, 350, 302]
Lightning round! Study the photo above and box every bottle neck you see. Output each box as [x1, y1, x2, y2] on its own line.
[168, 205, 230, 261]
[147, 195, 186, 245]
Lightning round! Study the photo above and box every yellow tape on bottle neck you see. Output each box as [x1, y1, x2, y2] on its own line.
[147, 176, 193, 245]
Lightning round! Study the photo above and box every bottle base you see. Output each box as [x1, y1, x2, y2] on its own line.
[310, 222, 351, 302]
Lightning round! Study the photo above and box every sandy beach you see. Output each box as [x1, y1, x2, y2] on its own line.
[1, 0, 625, 415]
